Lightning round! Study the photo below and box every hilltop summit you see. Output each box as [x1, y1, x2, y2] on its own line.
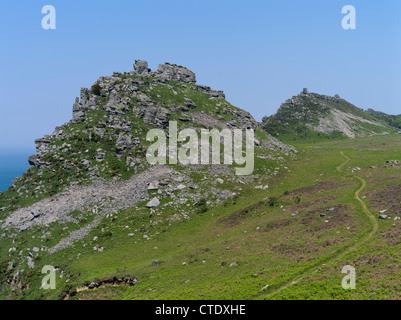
[1, 59, 294, 235]
[262, 89, 394, 141]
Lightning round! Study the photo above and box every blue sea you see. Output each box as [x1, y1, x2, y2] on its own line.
[0, 151, 32, 192]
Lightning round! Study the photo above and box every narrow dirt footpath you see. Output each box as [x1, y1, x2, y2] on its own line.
[261, 151, 378, 299]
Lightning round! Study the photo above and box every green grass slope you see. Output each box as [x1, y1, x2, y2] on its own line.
[366, 109, 401, 130]
[2, 133, 400, 300]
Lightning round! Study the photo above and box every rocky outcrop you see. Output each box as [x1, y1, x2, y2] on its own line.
[155, 63, 196, 84]
[0, 58, 300, 301]
[7, 58, 295, 227]
[263, 89, 393, 139]
[77, 277, 138, 292]
[133, 60, 196, 84]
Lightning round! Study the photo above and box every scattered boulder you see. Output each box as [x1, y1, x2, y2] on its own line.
[31, 210, 41, 218]
[95, 149, 106, 162]
[184, 98, 196, 109]
[148, 181, 159, 191]
[146, 197, 160, 208]
[175, 184, 186, 191]
[133, 60, 151, 75]
[27, 257, 35, 269]
[156, 63, 196, 84]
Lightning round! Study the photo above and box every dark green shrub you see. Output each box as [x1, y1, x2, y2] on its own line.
[91, 83, 102, 96]
[267, 197, 279, 207]
[196, 198, 208, 214]
[100, 230, 113, 238]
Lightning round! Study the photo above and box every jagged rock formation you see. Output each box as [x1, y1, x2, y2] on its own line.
[262, 89, 394, 140]
[23, 60, 291, 187]
[0, 59, 294, 232]
[0, 59, 297, 299]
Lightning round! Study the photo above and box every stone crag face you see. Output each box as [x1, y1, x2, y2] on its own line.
[30, 60, 227, 175]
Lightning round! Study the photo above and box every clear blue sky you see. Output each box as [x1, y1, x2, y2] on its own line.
[1, 0, 400, 151]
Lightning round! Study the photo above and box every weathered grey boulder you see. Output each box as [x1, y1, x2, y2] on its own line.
[27, 257, 35, 269]
[116, 134, 132, 154]
[175, 184, 186, 191]
[94, 126, 106, 137]
[156, 63, 196, 84]
[35, 138, 51, 156]
[132, 60, 196, 84]
[146, 197, 160, 208]
[134, 60, 151, 75]
[126, 157, 136, 167]
[72, 97, 85, 121]
[31, 210, 41, 218]
[184, 98, 196, 109]
[140, 106, 171, 128]
[95, 149, 106, 162]
[28, 155, 40, 168]
[148, 181, 159, 190]
[154, 108, 171, 129]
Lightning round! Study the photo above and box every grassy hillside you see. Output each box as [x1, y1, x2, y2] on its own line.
[2, 133, 401, 300]
[367, 109, 401, 129]
[1, 64, 400, 300]
[0, 63, 295, 299]
[262, 91, 395, 143]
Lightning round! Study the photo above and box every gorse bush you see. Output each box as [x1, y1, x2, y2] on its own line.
[267, 196, 279, 207]
[91, 83, 102, 96]
[196, 198, 208, 214]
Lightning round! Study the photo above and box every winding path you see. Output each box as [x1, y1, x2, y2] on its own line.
[262, 151, 378, 299]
